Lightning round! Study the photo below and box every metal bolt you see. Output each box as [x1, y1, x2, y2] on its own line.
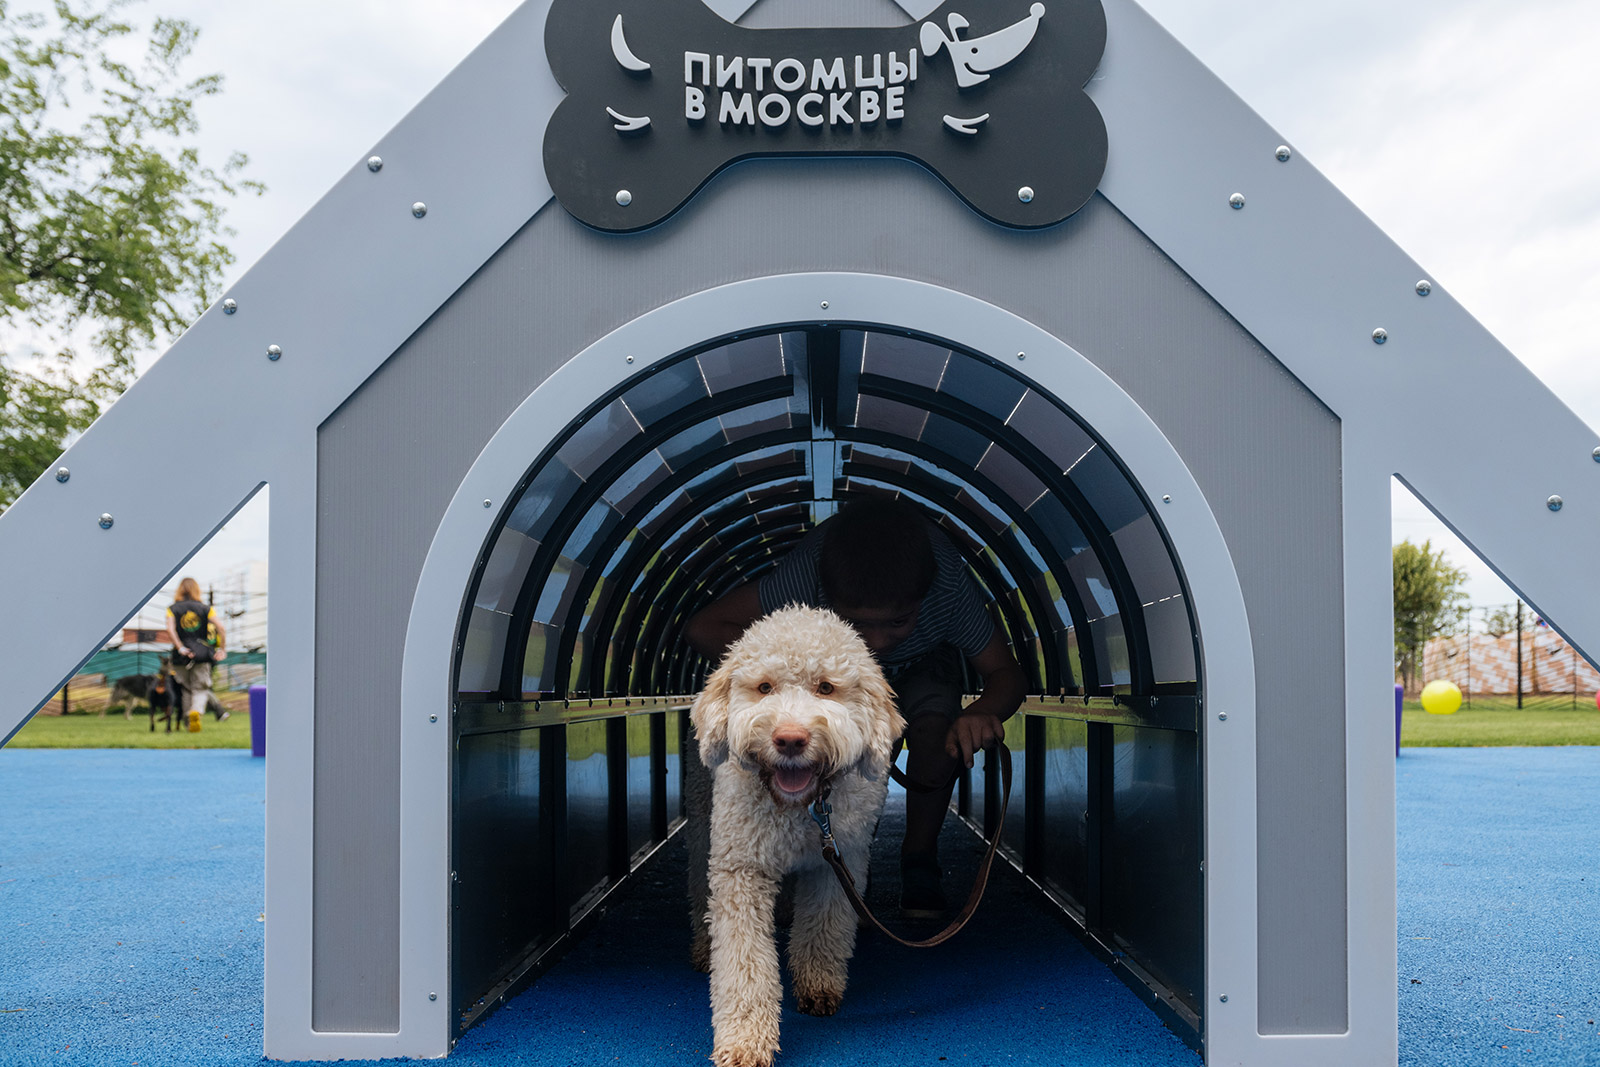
[1275, 145, 1291, 162]
[1016, 351, 1026, 361]
[1547, 495, 1564, 512]
[1017, 186, 1035, 203]
[1372, 328, 1388, 345]
[222, 298, 237, 315]
[625, 355, 635, 364]
[55, 467, 70, 483]
[267, 344, 282, 361]
[1162, 494, 1171, 503]
[819, 300, 829, 310]
[412, 202, 427, 218]
[98, 513, 114, 529]
[1593, 446, 1600, 462]
[1218, 712, 1228, 721]
[367, 156, 383, 172]
[1219, 994, 1229, 1003]
[615, 189, 633, 206]
[451, 870, 459, 882]
[1415, 280, 1432, 297]
[429, 992, 438, 1001]
[482, 499, 492, 508]
[429, 713, 438, 723]
[1229, 193, 1245, 209]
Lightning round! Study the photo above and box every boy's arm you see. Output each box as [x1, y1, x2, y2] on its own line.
[211, 611, 228, 661]
[683, 583, 763, 660]
[946, 631, 1027, 767]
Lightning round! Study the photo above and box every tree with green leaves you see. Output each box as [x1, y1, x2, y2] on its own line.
[1393, 539, 1469, 691]
[0, 0, 260, 511]
[1479, 604, 1519, 638]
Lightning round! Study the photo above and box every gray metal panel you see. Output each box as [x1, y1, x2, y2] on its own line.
[311, 225, 580, 1028]
[312, 440, 399, 1032]
[313, 158, 1343, 1031]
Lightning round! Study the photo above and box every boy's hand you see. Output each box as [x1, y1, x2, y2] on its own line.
[945, 713, 1004, 768]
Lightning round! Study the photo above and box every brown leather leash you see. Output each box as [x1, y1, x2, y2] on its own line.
[811, 741, 1011, 948]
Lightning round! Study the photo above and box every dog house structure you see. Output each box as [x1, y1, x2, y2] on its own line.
[2, 0, 1597, 1062]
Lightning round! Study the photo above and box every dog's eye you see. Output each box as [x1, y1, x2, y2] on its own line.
[757, 682, 773, 694]
[817, 681, 834, 695]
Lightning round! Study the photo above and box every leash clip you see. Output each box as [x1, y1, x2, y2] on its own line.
[810, 795, 836, 855]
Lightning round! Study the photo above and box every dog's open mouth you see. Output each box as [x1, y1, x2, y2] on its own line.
[766, 761, 819, 804]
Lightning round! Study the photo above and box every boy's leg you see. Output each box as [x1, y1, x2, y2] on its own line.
[900, 714, 960, 861]
[893, 647, 964, 917]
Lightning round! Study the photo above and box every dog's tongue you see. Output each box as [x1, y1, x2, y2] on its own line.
[774, 764, 816, 795]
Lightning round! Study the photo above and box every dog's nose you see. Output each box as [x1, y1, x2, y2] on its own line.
[771, 725, 811, 756]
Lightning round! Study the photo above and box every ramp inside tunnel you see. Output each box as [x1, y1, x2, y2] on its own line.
[449, 326, 1204, 1048]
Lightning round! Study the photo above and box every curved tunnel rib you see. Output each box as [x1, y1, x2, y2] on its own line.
[492, 376, 803, 697]
[466, 328, 1192, 705]
[560, 458, 813, 694]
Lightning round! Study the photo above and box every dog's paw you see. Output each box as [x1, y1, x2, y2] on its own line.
[711, 1045, 774, 1067]
[794, 987, 843, 1017]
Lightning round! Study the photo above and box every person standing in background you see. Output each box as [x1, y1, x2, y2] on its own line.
[164, 577, 228, 726]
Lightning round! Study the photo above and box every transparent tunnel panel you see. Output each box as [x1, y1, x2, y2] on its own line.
[450, 324, 1203, 1042]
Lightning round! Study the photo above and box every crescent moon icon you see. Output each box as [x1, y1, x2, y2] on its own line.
[611, 15, 651, 72]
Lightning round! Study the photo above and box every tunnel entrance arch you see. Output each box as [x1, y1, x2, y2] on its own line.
[399, 273, 1258, 1056]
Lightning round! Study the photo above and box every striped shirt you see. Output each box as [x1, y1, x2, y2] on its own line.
[757, 523, 994, 669]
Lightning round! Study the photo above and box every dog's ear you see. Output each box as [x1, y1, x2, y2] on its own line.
[854, 669, 906, 782]
[690, 659, 734, 769]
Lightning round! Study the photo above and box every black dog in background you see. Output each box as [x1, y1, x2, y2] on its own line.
[109, 668, 179, 730]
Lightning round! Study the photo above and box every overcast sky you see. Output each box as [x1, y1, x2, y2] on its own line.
[39, 0, 1600, 610]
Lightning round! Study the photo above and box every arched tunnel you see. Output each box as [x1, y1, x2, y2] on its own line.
[448, 325, 1203, 1043]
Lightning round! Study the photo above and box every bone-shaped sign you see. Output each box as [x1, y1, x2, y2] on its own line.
[542, 0, 1107, 232]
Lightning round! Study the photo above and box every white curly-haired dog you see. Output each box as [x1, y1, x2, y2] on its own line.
[690, 605, 905, 1067]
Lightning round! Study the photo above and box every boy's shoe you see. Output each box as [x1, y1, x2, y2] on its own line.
[899, 859, 948, 920]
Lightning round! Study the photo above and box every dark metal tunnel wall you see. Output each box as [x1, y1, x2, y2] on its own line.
[449, 328, 1205, 1043]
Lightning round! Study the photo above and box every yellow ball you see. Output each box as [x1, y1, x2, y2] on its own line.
[1420, 680, 1462, 715]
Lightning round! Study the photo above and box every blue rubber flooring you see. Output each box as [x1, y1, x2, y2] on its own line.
[1, 747, 1597, 1066]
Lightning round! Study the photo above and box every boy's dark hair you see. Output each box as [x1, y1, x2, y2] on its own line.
[819, 497, 936, 610]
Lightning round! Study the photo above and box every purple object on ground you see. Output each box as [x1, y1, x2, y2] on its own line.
[1395, 682, 1404, 756]
[249, 684, 266, 758]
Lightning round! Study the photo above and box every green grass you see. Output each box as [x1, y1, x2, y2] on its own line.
[6, 684, 253, 749]
[1400, 696, 1600, 747]
[7, 712, 252, 749]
